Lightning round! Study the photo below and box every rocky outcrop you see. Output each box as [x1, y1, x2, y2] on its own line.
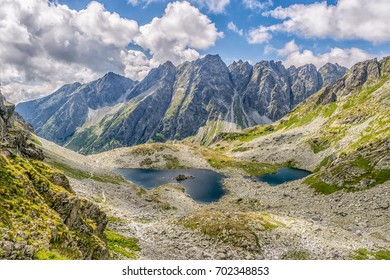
[174, 174, 195, 181]
[0, 92, 110, 259]
[319, 63, 348, 86]
[317, 57, 388, 105]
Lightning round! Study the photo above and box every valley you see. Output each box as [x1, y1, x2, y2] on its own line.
[36, 135, 389, 260]
[1, 56, 389, 260]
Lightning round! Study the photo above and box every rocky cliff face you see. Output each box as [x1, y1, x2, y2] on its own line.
[16, 55, 347, 154]
[157, 55, 235, 140]
[0, 92, 110, 259]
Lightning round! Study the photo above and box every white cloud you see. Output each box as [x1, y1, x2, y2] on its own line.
[247, 26, 272, 44]
[120, 50, 151, 81]
[274, 40, 374, 68]
[0, 0, 222, 103]
[191, 0, 230, 14]
[0, 0, 139, 103]
[262, 0, 390, 43]
[135, 1, 223, 66]
[243, 0, 272, 10]
[227, 22, 243, 36]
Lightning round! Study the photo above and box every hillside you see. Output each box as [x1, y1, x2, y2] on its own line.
[212, 56, 390, 194]
[0, 92, 110, 259]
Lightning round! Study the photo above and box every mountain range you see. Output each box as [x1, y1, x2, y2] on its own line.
[16, 55, 347, 154]
[2, 55, 389, 260]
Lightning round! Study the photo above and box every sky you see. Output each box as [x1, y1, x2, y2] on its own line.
[1, 0, 390, 103]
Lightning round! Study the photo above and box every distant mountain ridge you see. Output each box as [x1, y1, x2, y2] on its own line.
[16, 55, 347, 154]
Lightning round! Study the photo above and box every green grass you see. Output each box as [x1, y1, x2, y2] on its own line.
[308, 138, 330, 154]
[353, 248, 390, 260]
[30, 135, 43, 147]
[105, 229, 140, 259]
[157, 202, 177, 211]
[49, 161, 125, 184]
[313, 156, 332, 173]
[350, 157, 371, 170]
[107, 216, 128, 225]
[220, 125, 275, 143]
[0, 155, 108, 260]
[33, 250, 69, 260]
[162, 154, 186, 169]
[322, 102, 337, 117]
[130, 143, 180, 156]
[282, 250, 310, 260]
[195, 147, 281, 176]
[303, 175, 342, 195]
[181, 211, 283, 249]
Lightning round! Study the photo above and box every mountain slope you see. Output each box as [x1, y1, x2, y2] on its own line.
[16, 55, 346, 154]
[213, 57, 389, 193]
[16, 73, 136, 145]
[65, 62, 177, 154]
[0, 91, 110, 259]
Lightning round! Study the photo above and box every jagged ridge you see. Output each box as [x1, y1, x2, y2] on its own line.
[16, 55, 346, 154]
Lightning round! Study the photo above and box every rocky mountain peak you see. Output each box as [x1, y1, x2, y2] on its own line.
[202, 54, 223, 63]
[335, 58, 381, 97]
[228, 60, 253, 92]
[290, 63, 322, 107]
[380, 56, 390, 76]
[161, 60, 175, 70]
[319, 62, 348, 86]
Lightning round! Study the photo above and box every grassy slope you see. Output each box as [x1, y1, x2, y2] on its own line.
[0, 155, 107, 259]
[212, 73, 390, 194]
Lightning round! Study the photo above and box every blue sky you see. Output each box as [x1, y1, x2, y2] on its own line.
[1, 0, 390, 102]
[57, 0, 390, 65]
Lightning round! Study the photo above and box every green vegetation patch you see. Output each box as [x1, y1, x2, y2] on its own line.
[48, 161, 125, 184]
[30, 135, 43, 147]
[131, 143, 180, 156]
[105, 229, 140, 259]
[180, 211, 284, 249]
[33, 250, 69, 260]
[282, 250, 311, 260]
[308, 138, 331, 154]
[220, 124, 275, 143]
[196, 147, 281, 176]
[352, 248, 390, 260]
[162, 154, 186, 169]
[303, 175, 342, 195]
[307, 151, 389, 194]
[0, 155, 107, 260]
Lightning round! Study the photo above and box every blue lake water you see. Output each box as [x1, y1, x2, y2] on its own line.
[113, 168, 226, 204]
[257, 167, 312, 186]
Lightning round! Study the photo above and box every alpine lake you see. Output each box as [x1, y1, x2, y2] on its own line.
[114, 167, 311, 203]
